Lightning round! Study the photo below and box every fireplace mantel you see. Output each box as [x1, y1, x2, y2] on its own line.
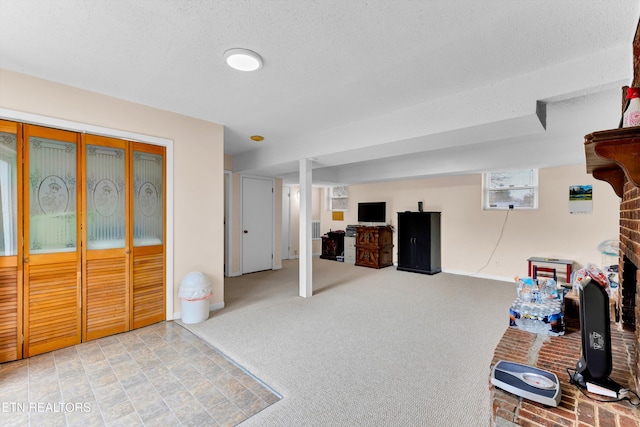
[584, 126, 640, 197]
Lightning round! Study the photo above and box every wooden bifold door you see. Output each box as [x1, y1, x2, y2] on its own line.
[0, 121, 165, 362]
[0, 120, 23, 362]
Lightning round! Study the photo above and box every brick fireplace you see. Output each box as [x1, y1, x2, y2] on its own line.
[613, 18, 640, 394]
[620, 175, 640, 394]
[622, 16, 640, 397]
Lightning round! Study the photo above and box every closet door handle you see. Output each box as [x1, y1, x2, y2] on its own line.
[244, 230, 248, 234]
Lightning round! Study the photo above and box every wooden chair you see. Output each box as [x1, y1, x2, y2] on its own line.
[533, 266, 557, 280]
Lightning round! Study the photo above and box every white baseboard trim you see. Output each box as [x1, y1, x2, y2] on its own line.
[173, 301, 225, 321]
[273, 264, 283, 270]
[278, 255, 320, 260]
[209, 301, 225, 311]
[442, 268, 513, 283]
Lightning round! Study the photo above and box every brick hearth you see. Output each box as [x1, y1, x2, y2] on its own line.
[490, 325, 639, 426]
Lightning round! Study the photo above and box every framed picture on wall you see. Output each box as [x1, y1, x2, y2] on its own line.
[569, 185, 592, 214]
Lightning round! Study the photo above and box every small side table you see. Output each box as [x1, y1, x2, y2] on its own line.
[527, 257, 573, 284]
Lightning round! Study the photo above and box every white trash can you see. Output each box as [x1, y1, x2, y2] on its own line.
[179, 272, 213, 324]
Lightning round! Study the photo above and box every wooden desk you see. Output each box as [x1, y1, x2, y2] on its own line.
[527, 257, 573, 283]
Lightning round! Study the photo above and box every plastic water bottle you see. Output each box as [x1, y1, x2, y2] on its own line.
[540, 279, 556, 302]
[510, 302, 519, 327]
[530, 306, 542, 333]
[521, 304, 532, 332]
[531, 287, 540, 304]
[541, 306, 552, 333]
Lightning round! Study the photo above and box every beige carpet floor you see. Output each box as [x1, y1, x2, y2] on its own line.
[179, 258, 515, 426]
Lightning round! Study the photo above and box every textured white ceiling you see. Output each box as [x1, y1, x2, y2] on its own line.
[0, 0, 638, 184]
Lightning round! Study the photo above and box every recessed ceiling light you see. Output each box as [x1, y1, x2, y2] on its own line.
[250, 135, 264, 142]
[224, 48, 263, 71]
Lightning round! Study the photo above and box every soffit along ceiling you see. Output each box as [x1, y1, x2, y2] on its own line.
[0, 1, 638, 185]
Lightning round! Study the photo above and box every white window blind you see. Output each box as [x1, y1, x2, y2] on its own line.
[483, 169, 538, 210]
[329, 186, 348, 211]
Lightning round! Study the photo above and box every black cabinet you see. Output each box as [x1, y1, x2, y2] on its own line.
[397, 212, 441, 274]
[320, 231, 345, 261]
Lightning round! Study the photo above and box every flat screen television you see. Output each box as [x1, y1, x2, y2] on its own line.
[358, 202, 386, 223]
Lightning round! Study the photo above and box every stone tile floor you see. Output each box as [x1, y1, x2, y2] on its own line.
[0, 321, 281, 426]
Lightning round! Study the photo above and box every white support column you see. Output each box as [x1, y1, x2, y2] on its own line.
[299, 158, 313, 298]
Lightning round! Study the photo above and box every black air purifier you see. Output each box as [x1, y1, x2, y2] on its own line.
[571, 279, 621, 397]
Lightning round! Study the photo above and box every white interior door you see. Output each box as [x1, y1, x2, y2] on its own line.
[224, 171, 230, 277]
[281, 186, 290, 260]
[242, 176, 273, 274]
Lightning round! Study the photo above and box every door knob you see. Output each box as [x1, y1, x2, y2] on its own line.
[244, 230, 248, 234]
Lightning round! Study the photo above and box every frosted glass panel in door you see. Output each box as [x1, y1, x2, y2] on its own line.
[0, 131, 18, 256]
[86, 145, 126, 249]
[28, 137, 77, 253]
[133, 151, 163, 246]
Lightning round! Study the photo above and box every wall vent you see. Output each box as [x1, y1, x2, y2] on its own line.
[312, 221, 321, 239]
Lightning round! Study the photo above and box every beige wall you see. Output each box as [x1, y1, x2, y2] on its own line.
[319, 165, 620, 281]
[4, 67, 617, 314]
[0, 69, 225, 314]
[287, 185, 323, 257]
[289, 186, 300, 257]
[229, 173, 242, 275]
[273, 179, 283, 268]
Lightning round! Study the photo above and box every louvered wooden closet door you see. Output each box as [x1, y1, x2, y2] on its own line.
[23, 125, 81, 357]
[82, 135, 130, 341]
[131, 143, 165, 329]
[0, 120, 22, 362]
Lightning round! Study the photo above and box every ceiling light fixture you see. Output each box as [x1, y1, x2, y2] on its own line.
[250, 135, 264, 142]
[224, 48, 263, 71]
